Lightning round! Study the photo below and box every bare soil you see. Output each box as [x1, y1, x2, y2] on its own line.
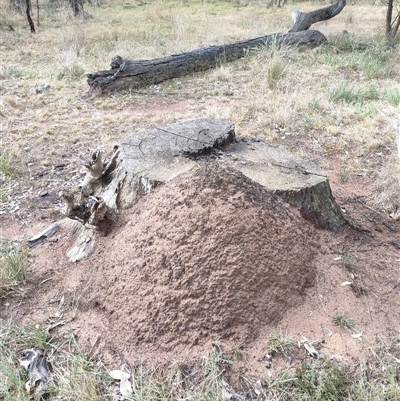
[1, 100, 400, 376]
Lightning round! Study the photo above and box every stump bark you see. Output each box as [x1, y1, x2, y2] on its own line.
[61, 118, 347, 261]
[86, 0, 346, 92]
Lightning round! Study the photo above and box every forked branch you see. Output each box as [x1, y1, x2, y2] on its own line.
[289, 0, 346, 33]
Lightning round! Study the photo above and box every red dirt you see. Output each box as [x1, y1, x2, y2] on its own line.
[1, 141, 400, 376]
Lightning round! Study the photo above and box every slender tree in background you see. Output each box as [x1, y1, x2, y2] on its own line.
[69, 0, 84, 17]
[386, 0, 400, 40]
[26, 0, 35, 32]
[36, 0, 39, 27]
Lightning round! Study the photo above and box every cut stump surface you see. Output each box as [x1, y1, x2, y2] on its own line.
[108, 118, 346, 229]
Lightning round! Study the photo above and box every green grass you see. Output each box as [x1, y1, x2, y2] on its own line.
[266, 55, 286, 90]
[0, 320, 112, 401]
[0, 320, 50, 401]
[385, 87, 400, 106]
[312, 37, 392, 79]
[267, 331, 294, 357]
[342, 253, 358, 271]
[1, 319, 400, 400]
[0, 325, 237, 401]
[328, 82, 380, 105]
[0, 152, 15, 178]
[333, 313, 354, 330]
[271, 359, 352, 401]
[0, 240, 29, 296]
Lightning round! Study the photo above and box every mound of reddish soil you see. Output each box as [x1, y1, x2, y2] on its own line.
[83, 164, 318, 352]
[3, 159, 400, 372]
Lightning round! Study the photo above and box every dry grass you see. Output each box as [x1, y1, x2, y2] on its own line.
[0, 240, 29, 296]
[1, 1, 400, 396]
[370, 151, 400, 215]
[1, 319, 399, 400]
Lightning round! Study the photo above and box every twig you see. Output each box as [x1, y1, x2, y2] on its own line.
[39, 277, 54, 285]
[355, 198, 388, 220]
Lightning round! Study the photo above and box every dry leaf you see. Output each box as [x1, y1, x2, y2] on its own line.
[109, 370, 130, 380]
[120, 376, 133, 397]
[351, 332, 363, 340]
[303, 342, 319, 358]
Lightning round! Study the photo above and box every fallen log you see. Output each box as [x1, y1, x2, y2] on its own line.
[61, 118, 349, 261]
[86, 0, 346, 92]
[87, 31, 326, 92]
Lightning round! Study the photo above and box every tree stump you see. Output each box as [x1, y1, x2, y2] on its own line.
[61, 118, 347, 261]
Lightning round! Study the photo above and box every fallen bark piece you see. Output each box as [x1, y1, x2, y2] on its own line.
[27, 222, 60, 248]
[109, 370, 133, 400]
[66, 221, 96, 262]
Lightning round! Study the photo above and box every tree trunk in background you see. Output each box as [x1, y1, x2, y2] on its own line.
[26, 0, 35, 33]
[70, 0, 83, 17]
[386, 0, 400, 40]
[36, 0, 39, 27]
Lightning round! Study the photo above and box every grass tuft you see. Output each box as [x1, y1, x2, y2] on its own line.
[385, 87, 400, 106]
[0, 152, 15, 178]
[333, 313, 353, 330]
[0, 240, 29, 297]
[1, 320, 400, 400]
[342, 253, 358, 271]
[267, 331, 294, 357]
[328, 82, 379, 105]
[266, 55, 286, 90]
[271, 359, 352, 401]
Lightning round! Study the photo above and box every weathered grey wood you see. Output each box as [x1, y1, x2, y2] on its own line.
[28, 222, 59, 248]
[103, 118, 236, 208]
[86, 30, 326, 92]
[225, 139, 347, 232]
[289, 0, 346, 33]
[66, 222, 96, 262]
[19, 349, 52, 399]
[108, 120, 347, 231]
